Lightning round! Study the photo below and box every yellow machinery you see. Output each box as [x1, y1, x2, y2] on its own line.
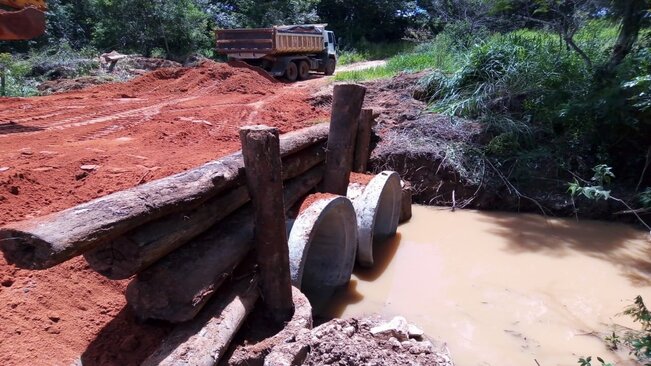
[0, 0, 47, 40]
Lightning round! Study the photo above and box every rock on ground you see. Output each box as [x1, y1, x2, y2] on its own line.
[303, 315, 453, 366]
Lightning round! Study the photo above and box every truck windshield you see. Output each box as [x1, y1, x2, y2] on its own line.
[328, 32, 334, 44]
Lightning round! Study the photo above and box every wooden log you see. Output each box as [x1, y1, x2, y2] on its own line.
[400, 180, 413, 223]
[141, 276, 260, 366]
[226, 286, 313, 366]
[0, 123, 329, 270]
[322, 84, 367, 195]
[353, 108, 374, 173]
[83, 143, 326, 280]
[126, 166, 323, 323]
[240, 125, 294, 323]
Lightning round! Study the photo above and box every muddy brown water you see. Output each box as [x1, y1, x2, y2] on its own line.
[325, 205, 651, 366]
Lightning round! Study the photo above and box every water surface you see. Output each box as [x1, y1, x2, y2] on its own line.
[326, 206, 651, 366]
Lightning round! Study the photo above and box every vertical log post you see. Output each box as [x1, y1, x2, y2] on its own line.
[322, 84, 367, 195]
[353, 108, 374, 173]
[239, 125, 294, 323]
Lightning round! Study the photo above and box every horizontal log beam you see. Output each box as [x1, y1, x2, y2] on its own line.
[142, 276, 260, 366]
[126, 166, 323, 323]
[0, 124, 329, 270]
[84, 143, 326, 280]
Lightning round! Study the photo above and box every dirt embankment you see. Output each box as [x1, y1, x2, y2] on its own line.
[0, 60, 329, 366]
[353, 72, 645, 221]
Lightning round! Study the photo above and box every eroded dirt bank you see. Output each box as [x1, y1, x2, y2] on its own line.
[0, 61, 328, 366]
[356, 72, 648, 223]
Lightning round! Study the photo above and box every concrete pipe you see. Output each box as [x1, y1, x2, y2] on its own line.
[348, 171, 402, 268]
[287, 195, 358, 306]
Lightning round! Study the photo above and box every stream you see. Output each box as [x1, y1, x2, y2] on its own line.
[325, 205, 651, 366]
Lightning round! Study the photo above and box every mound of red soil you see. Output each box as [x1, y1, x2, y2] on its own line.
[0, 60, 328, 366]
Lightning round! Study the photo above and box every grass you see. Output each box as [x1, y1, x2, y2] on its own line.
[335, 32, 464, 82]
[337, 41, 415, 66]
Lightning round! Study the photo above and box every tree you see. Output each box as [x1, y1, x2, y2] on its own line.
[203, 0, 319, 28]
[491, 0, 650, 74]
[317, 0, 424, 45]
[602, 0, 649, 75]
[416, 0, 499, 32]
[91, 0, 213, 59]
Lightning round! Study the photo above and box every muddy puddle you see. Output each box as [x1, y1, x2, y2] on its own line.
[325, 205, 651, 366]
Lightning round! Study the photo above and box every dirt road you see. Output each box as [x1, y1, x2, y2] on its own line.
[0, 61, 329, 366]
[336, 60, 387, 73]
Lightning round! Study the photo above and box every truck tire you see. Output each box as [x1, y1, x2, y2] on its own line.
[325, 58, 336, 76]
[285, 62, 298, 82]
[298, 61, 310, 80]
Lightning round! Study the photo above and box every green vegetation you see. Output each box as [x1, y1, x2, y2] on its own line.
[422, 17, 649, 208]
[0, 42, 100, 97]
[335, 34, 462, 81]
[623, 296, 651, 362]
[581, 295, 651, 366]
[338, 42, 416, 66]
[578, 356, 612, 366]
[337, 1, 649, 220]
[0, 53, 36, 96]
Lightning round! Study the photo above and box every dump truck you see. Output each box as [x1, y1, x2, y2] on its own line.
[216, 24, 337, 81]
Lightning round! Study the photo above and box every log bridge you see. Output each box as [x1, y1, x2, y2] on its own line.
[0, 84, 413, 365]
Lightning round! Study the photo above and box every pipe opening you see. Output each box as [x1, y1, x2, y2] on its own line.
[288, 196, 357, 310]
[350, 171, 402, 267]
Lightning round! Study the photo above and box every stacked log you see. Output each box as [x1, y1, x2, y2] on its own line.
[84, 142, 326, 280]
[126, 167, 324, 322]
[141, 275, 260, 366]
[0, 123, 329, 270]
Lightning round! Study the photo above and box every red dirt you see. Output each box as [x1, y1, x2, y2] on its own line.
[0, 60, 328, 366]
[297, 193, 338, 214]
[350, 172, 374, 185]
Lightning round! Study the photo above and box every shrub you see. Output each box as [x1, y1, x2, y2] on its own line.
[421, 21, 651, 183]
[0, 53, 38, 97]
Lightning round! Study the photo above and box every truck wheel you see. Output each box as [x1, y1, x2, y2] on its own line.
[285, 62, 298, 82]
[298, 61, 310, 80]
[325, 58, 336, 76]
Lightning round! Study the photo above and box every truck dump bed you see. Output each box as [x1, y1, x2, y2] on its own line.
[216, 25, 326, 55]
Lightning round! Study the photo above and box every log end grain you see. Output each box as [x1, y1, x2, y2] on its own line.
[0, 229, 57, 270]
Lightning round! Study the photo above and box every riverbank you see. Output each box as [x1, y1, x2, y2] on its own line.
[346, 72, 650, 227]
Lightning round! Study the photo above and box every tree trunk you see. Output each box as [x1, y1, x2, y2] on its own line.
[603, 0, 647, 75]
[83, 142, 326, 280]
[0, 124, 329, 270]
[126, 166, 324, 323]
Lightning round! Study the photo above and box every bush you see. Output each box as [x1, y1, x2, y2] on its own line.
[420, 21, 651, 184]
[0, 53, 38, 97]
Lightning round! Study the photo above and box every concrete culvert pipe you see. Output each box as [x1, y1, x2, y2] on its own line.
[287, 195, 358, 306]
[348, 171, 402, 268]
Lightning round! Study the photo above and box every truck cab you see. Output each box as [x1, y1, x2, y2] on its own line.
[325, 30, 337, 60]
